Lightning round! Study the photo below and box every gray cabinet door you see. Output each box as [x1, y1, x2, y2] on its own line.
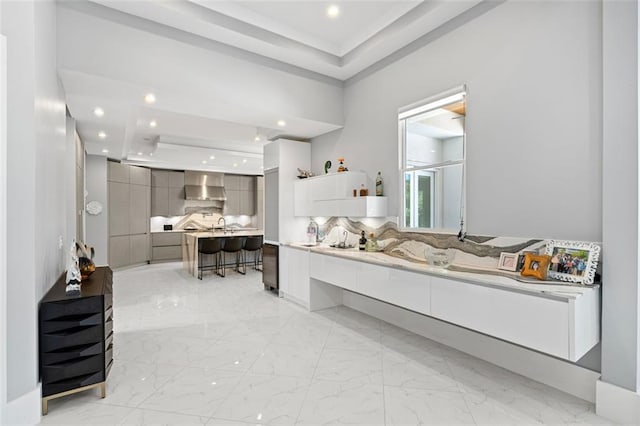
[168, 171, 185, 188]
[224, 190, 240, 215]
[225, 174, 240, 190]
[151, 187, 169, 217]
[109, 235, 130, 268]
[129, 166, 150, 186]
[152, 246, 182, 261]
[109, 182, 130, 236]
[239, 175, 255, 191]
[129, 184, 149, 234]
[108, 162, 129, 183]
[151, 169, 169, 187]
[130, 234, 149, 264]
[168, 187, 185, 216]
[240, 190, 255, 215]
[152, 232, 183, 246]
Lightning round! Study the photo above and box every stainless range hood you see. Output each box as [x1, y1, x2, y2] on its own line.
[184, 171, 227, 201]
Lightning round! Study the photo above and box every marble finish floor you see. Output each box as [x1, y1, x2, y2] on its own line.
[40, 262, 613, 425]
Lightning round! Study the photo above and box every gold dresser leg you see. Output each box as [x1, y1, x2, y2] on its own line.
[42, 398, 48, 416]
[100, 382, 106, 398]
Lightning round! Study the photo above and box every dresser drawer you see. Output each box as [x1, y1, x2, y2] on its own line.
[42, 370, 104, 397]
[40, 297, 103, 321]
[41, 326, 103, 352]
[41, 341, 104, 365]
[42, 354, 104, 383]
[40, 312, 103, 334]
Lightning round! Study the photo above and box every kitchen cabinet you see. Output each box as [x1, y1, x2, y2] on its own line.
[223, 175, 256, 215]
[294, 172, 388, 217]
[108, 162, 150, 268]
[280, 246, 310, 307]
[151, 231, 184, 262]
[151, 170, 184, 217]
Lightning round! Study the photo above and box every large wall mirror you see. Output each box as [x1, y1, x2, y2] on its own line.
[399, 86, 466, 233]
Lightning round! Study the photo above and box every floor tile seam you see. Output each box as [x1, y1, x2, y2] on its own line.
[207, 358, 257, 420]
[132, 364, 190, 410]
[116, 405, 213, 423]
[292, 310, 336, 425]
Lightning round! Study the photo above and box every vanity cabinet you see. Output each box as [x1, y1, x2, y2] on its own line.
[294, 172, 388, 217]
[280, 246, 310, 306]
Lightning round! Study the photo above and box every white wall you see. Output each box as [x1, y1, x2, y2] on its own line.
[312, 0, 602, 241]
[85, 155, 108, 266]
[1, 0, 70, 421]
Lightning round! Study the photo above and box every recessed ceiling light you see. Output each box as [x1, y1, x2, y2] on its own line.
[233, 162, 238, 167]
[144, 93, 156, 104]
[149, 120, 157, 128]
[327, 4, 340, 18]
[101, 148, 109, 154]
[209, 155, 215, 160]
[149, 153, 153, 156]
[242, 158, 247, 163]
[137, 152, 143, 156]
[94, 107, 104, 117]
[202, 160, 207, 164]
[260, 165, 264, 169]
[254, 136, 261, 142]
[277, 120, 286, 127]
[98, 131, 107, 139]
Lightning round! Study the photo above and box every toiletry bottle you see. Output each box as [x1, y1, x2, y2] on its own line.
[359, 231, 367, 251]
[359, 184, 368, 196]
[375, 172, 383, 196]
[365, 232, 379, 252]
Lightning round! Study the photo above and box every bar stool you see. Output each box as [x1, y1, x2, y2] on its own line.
[221, 238, 245, 277]
[198, 238, 222, 280]
[243, 236, 263, 271]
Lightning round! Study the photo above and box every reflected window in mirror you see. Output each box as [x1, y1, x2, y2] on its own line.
[399, 87, 466, 232]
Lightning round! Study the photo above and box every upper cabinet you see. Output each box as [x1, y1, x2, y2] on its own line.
[151, 170, 185, 217]
[294, 172, 388, 217]
[224, 175, 256, 215]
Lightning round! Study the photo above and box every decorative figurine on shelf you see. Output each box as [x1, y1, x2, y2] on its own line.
[76, 241, 96, 280]
[324, 160, 332, 174]
[297, 168, 314, 179]
[337, 157, 348, 172]
[65, 239, 82, 293]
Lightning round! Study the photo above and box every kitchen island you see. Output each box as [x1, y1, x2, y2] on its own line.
[182, 230, 264, 277]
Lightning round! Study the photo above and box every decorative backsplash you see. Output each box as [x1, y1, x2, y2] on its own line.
[316, 217, 545, 269]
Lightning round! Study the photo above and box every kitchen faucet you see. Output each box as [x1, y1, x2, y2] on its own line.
[218, 217, 226, 234]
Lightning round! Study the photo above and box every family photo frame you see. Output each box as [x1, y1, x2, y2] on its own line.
[545, 240, 600, 285]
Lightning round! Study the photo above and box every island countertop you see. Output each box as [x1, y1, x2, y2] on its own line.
[182, 230, 264, 277]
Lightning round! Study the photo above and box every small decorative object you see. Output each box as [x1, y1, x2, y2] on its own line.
[375, 171, 383, 196]
[545, 240, 600, 285]
[498, 252, 519, 271]
[86, 200, 103, 216]
[352, 189, 357, 197]
[324, 160, 332, 174]
[365, 232, 379, 252]
[425, 247, 455, 267]
[520, 253, 551, 280]
[359, 231, 367, 251]
[76, 241, 96, 280]
[337, 157, 348, 173]
[65, 239, 82, 293]
[297, 168, 314, 179]
[359, 184, 368, 196]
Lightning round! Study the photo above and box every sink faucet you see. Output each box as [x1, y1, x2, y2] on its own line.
[218, 217, 226, 234]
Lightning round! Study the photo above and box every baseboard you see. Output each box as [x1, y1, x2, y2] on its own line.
[342, 291, 601, 403]
[596, 379, 640, 424]
[6, 383, 41, 425]
[281, 292, 310, 310]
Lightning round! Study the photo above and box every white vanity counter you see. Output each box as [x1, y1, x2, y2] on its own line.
[280, 243, 600, 362]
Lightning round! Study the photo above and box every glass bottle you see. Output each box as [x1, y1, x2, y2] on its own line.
[375, 172, 383, 196]
[359, 231, 367, 251]
[365, 232, 379, 252]
[359, 184, 368, 196]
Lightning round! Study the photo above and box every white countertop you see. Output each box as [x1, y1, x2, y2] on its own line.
[284, 243, 598, 300]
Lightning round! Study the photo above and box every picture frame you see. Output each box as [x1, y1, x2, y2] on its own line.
[520, 253, 551, 281]
[545, 240, 600, 285]
[498, 252, 519, 271]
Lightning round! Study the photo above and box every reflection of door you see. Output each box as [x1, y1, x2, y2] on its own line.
[406, 171, 435, 228]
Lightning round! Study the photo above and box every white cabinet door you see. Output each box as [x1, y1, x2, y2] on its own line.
[430, 276, 570, 359]
[357, 264, 430, 315]
[287, 248, 310, 305]
[294, 180, 312, 216]
[310, 253, 358, 292]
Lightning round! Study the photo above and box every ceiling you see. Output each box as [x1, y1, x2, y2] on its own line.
[57, 0, 487, 174]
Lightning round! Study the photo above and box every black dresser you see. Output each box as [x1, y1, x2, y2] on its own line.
[38, 266, 113, 414]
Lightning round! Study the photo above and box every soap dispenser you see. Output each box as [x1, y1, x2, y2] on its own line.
[307, 219, 318, 245]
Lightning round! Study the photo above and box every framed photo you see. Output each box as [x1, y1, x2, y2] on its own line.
[498, 252, 519, 271]
[520, 253, 551, 281]
[545, 240, 600, 285]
